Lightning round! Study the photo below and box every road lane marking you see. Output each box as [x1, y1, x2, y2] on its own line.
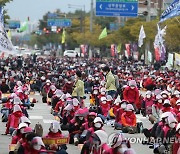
[29, 116, 43, 119]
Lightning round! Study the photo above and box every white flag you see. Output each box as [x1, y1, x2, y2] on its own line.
[0, 23, 14, 53]
[138, 25, 146, 47]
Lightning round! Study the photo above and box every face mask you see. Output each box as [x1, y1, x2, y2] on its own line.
[51, 128, 58, 133]
[94, 123, 102, 128]
[102, 101, 106, 104]
[33, 145, 41, 151]
[79, 116, 84, 120]
[121, 103, 127, 109]
[20, 128, 25, 134]
[10, 99, 13, 102]
[47, 83, 50, 86]
[101, 92, 105, 95]
[178, 130, 180, 134]
[158, 99, 163, 103]
[169, 123, 176, 129]
[93, 90, 98, 95]
[25, 91, 29, 95]
[103, 72, 107, 76]
[130, 86, 135, 89]
[146, 95, 151, 99]
[115, 103, 119, 106]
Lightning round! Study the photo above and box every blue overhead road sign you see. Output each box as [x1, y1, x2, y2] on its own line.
[47, 19, 72, 27]
[96, 0, 138, 17]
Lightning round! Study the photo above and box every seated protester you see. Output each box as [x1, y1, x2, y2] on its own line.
[44, 120, 67, 153]
[6, 105, 24, 135]
[14, 81, 23, 93]
[62, 77, 73, 94]
[82, 112, 97, 130]
[172, 123, 180, 154]
[20, 116, 31, 126]
[108, 97, 121, 120]
[18, 135, 46, 154]
[121, 104, 137, 134]
[106, 95, 113, 106]
[68, 108, 86, 145]
[51, 89, 63, 110]
[107, 132, 136, 154]
[98, 97, 110, 122]
[161, 99, 174, 113]
[98, 87, 107, 103]
[143, 112, 172, 144]
[123, 80, 139, 111]
[72, 98, 80, 112]
[155, 115, 177, 153]
[170, 90, 180, 108]
[54, 94, 66, 114]
[90, 87, 99, 106]
[141, 91, 154, 117]
[11, 123, 28, 144]
[0, 79, 10, 93]
[61, 104, 74, 128]
[151, 94, 163, 123]
[48, 85, 57, 98]
[172, 99, 180, 115]
[22, 88, 34, 109]
[115, 100, 127, 130]
[81, 117, 104, 154]
[90, 130, 109, 154]
[161, 90, 170, 102]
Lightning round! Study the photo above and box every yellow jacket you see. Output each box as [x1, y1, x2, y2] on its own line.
[105, 71, 117, 91]
[72, 79, 84, 98]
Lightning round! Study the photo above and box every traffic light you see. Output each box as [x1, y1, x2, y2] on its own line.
[43, 28, 47, 32]
[56, 28, 61, 33]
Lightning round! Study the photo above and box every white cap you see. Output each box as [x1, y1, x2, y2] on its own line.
[100, 87, 106, 93]
[51, 120, 61, 132]
[41, 76, 46, 80]
[161, 90, 169, 96]
[114, 97, 121, 104]
[126, 104, 134, 111]
[107, 95, 113, 101]
[55, 90, 63, 97]
[160, 112, 172, 119]
[156, 94, 162, 100]
[66, 93, 72, 98]
[13, 105, 22, 113]
[32, 137, 45, 147]
[101, 97, 107, 102]
[174, 90, 180, 95]
[20, 116, 31, 124]
[163, 99, 171, 105]
[146, 91, 152, 95]
[94, 130, 108, 146]
[73, 98, 79, 106]
[18, 123, 28, 129]
[167, 115, 177, 124]
[94, 117, 103, 123]
[109, 133, 125, 148]
[46, 80, 51, 83]
[176, 99, 180, 105]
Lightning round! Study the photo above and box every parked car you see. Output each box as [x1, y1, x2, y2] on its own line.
[63, 50, 78, 58]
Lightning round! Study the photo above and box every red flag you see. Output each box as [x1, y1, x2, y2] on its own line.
[0, 52, 5, 59]
[111, 44, 115, 57]
[154, 47, 160, 61]
[125, 44, 131, 57]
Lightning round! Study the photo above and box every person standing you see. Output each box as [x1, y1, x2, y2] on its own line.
[102, 66, 117, 98]
[72, 70, 85, 107]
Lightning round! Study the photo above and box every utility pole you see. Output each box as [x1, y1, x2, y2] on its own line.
[145, 0, 151, 65]
[89, 0, 93, 59]
[158, 0, 162, 19]
[90, 0, 93, 33]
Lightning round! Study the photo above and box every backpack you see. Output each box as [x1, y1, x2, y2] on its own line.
[34, 123, 43, 137]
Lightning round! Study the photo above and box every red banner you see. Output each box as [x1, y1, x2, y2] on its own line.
[154, 47, 160, 61]
[111, 44, 115, 57]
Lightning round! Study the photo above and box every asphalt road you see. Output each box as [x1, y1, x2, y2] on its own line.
[0, 92, 154, 154]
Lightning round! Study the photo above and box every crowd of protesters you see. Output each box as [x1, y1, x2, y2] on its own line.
[0, 55, 179, 154]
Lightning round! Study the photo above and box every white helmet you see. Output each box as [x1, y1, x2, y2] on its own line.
[18, 123, 28, 129]
[94, 117, 103, 123]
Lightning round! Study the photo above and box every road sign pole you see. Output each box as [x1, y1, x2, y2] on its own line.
[145, 0, 151, 65]
[89, 0, 94, 59]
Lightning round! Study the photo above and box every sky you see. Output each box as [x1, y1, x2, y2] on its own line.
[5, 0, 91, 22]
